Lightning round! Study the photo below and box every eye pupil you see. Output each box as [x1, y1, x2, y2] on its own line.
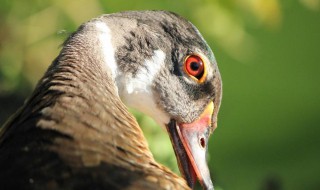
[190, 62, 200, 71]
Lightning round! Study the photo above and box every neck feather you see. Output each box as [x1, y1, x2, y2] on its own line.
[32, 20, 155, 167]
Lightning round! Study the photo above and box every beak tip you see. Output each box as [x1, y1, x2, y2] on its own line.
[206, 183, 214, 190]
[203, 178, 214, 190]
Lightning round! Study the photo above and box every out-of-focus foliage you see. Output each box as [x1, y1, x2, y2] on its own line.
[1, 0, 319, 189]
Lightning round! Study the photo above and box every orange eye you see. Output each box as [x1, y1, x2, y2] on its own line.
[184, 55, 205, 80]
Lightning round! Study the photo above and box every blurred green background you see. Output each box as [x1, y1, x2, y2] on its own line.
[1, 0, 319, 189]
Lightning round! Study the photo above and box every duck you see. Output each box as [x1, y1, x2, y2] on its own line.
[0, 10, 222, 190]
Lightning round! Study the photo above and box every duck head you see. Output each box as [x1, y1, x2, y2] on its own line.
[88, 10, 222, 190]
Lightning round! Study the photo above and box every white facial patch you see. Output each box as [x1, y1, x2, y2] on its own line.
[117, 50, 171, 127]
[95, 21, 118, 81]
[95, 21, 170, 127]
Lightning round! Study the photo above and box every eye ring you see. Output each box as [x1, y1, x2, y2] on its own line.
[184, 54, 206, 82]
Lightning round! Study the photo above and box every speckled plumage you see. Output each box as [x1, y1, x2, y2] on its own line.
[0, 10, 222, 190]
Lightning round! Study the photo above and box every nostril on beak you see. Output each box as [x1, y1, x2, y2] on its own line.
[200, 137, 205, 148]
